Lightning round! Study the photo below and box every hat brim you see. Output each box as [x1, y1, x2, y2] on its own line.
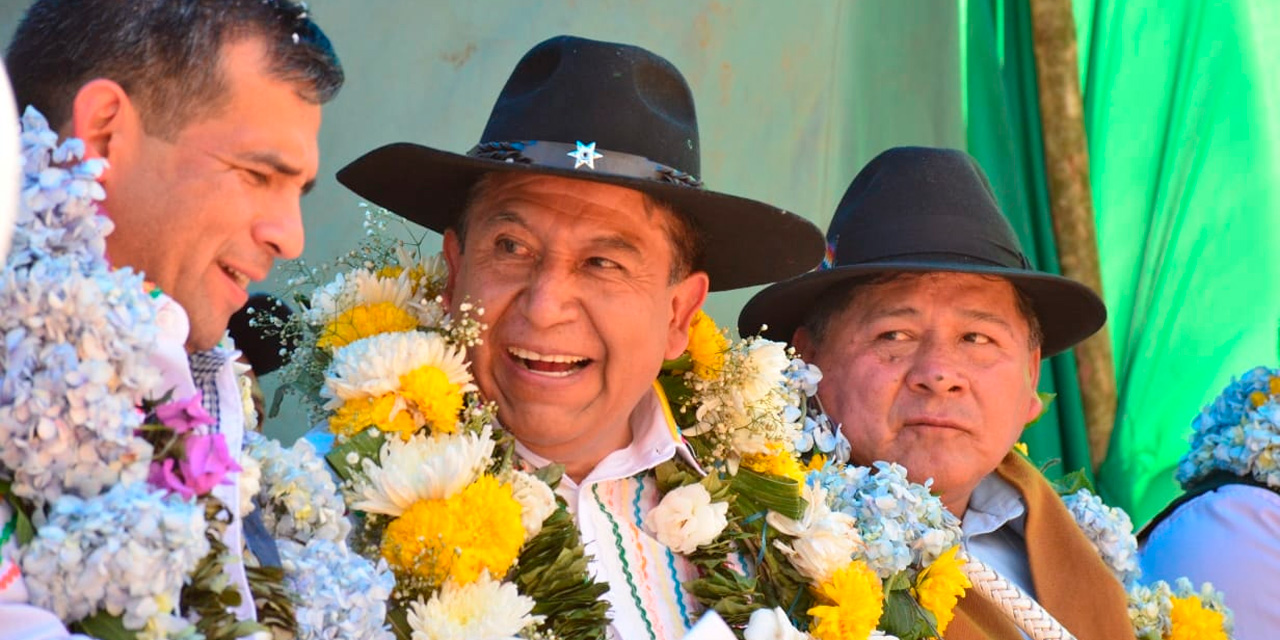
[737, 261, 1107, 358]
[336, 143, 825, 292]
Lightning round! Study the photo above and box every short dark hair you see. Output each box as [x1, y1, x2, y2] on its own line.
[455, 173, 705, 284]
[801, 271, 1045, 350]
[5, 0, 344, 138]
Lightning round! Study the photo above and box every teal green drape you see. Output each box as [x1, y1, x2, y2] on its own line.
[1077, 0, 1280, 525]
[966, 0, 1280, 524]
[962, 0, 1094, 483]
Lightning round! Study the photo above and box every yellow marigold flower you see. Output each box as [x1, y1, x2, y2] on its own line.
[912, 546, 971, 634]
[686, 310, 729, 380]
[1169, 595, 1228, 640]
[1012, 442, 1029, 457]
[805, 453, 828, 473]
[807, 560, 884, 640]
[1270, 375, 1280, 397]
[317, 301, 418, 350]
[741, 446, 806, 483]
[399, 365, 465, 434]
[381, 474, 526, 589]
[329, 393, 416, 439]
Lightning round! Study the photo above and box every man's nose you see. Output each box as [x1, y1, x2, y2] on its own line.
[255, 194, 305, 260]
[905, 338, 967, 395]
[518, 260, 580, 328]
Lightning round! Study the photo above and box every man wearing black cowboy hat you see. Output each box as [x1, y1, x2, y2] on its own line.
[339, 35, 824, 640]
[739, 147, 1135, 640]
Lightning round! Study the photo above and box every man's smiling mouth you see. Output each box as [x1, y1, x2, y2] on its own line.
[508, 346, 592, 378]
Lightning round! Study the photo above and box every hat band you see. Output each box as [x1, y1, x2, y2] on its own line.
[468, 140, 704, 188]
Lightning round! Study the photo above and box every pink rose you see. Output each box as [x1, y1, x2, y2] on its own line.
[148, 433, 241, 499]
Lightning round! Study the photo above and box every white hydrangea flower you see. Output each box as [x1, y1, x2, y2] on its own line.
[279, 538, 396, 640]
[237, 453, 263, 519]
[744, 606, 810, 640]
[406, 571, 543, 640]
[19, 482, 208, 632]
[352, 427, 496, 516]
[814, 462, 962, 579]
[1178, 366, 1280, 490]
[322, 330, 474, 408]
[1062, 488, 1141, 586]
[0, 108, 163, 506]
[243, 432, 350, 543]
[506, 470, 558, 540]
[645, 483, 729, 554]
[766, 483, 862, 583]
[1125, 580, 1173, 639]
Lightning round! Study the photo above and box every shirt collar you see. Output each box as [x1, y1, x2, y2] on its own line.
[961, 471, 1027, 538]
[515, 382, 700, 487]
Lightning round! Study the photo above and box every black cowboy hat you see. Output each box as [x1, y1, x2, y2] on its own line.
[336, 35, 824, 292]
[738, 146, 1106, 357]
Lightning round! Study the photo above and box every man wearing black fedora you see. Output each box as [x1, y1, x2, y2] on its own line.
[739, 147, 1135, 639]
[339, 35, 824, 639]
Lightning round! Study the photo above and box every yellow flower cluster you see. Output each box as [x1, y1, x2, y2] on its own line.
[912, 546, 971, 634]
[686, 310, 729, 380]
[1169, 595, 1229, 640]
[381, 474, 526, 590]
[328, 364, 465, 440]
[317, 301, 418, 350]
[807, 560, 884, 640]
[741, 446, 807, 483]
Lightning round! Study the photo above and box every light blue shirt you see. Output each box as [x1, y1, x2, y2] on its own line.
[962, 472, 1034, 640]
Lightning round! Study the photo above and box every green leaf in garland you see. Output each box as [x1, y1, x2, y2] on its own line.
[70, 612, 137, 640]
[326, 428, 386, 483]
[730, 467, 805, 521]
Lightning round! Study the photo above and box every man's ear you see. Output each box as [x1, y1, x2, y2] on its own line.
[664, 271, 710, 360]
[442, 229, 462, 308]
[793, 326, 818, 362]
[1024, 347, 1044, 424]
[67, 79, 138, 161]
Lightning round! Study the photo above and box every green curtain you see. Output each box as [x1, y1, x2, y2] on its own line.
[962, 0, 1094, 483]
[1077, 0, 1280, 525]
[965, 0, 1280, 524]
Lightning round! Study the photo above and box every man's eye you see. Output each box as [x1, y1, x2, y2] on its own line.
[877, 330, 909, 341]
[496, 237, 525, 255]
[964, 332, 994, 345]
[242, 168, 269, 186]
[586, 256, 622, 270]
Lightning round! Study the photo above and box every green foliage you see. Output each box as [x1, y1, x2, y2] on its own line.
[513, 508, 612, 640]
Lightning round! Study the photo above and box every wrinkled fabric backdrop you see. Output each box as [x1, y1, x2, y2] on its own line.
[3, 0, 1276, 525]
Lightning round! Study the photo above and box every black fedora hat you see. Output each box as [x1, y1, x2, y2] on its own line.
[337, 35, 823, 292]
[737, 147, 1106, 357]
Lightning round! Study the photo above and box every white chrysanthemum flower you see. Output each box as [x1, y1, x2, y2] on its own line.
[322, 330, 473, 408]
[352, 427, 496, 516]
[305, 268, 414, 324]
[507, 470, 558, 540]
[406, 571, 543, 640]
[280, 538, 396, 640]
[646, 483, 729, 554]
[766, 483, 862, 583]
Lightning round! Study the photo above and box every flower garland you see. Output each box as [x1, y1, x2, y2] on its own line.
[275, 211, 609, 640]
[1015, 445, 1236, 640]
[652, 313, 971, 640]
[1177, 365, 1280, 490]
[0, 108, 374, 640]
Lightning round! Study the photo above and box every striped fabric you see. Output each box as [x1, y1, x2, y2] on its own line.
[516, 384, 749, 640]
